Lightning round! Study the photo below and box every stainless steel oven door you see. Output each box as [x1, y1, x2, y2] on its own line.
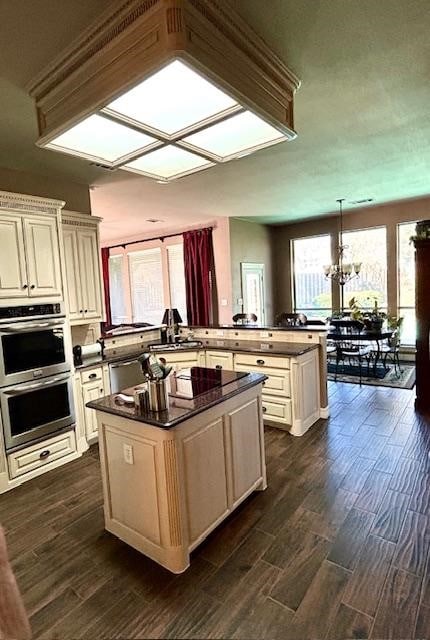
[0, 373, 75, 450]
[0, 318, 71, 387]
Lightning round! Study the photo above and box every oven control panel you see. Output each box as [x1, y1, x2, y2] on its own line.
[0, 303, 62, 321]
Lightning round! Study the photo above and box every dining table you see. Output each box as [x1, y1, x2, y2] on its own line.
[327, 327, 394, 377]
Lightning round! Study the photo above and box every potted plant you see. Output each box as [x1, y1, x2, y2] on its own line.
[348, 296, 387, 331]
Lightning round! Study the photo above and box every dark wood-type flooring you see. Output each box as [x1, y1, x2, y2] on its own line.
[2, 381, 430, 639]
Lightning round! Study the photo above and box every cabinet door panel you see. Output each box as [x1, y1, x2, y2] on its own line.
[77, 228, 102, 321]
[0, 215, 27, 299]
[23, 217, 62, 297]
[205, 351, 234, 370]
[182, 418, 229, 543]
[62, 228, 83, 321]
[228, 398, 262, 504]
[82, 381, 104, 439]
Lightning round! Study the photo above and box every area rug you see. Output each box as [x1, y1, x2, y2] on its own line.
[327, 362, 416, 389]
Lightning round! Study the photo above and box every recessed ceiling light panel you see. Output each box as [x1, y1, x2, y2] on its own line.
[105, 60, 239, 136]
[123, 145, 214, 180]
[30, 0, 300, 182]
[46, 114, 159, 164]
[181, 111, 287, 160]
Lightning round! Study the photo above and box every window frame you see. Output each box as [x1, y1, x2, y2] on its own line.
[397, 221, 417, 347]
[339, 224, 388, 312]
[291, 232, 333, 316]
[108, 237, 186, 325]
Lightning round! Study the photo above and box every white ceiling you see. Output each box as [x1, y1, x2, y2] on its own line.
[1, 0, 430, 242]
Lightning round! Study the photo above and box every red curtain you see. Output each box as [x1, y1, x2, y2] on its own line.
[183, 228, 215, 325]
[101, 247, 112, 326]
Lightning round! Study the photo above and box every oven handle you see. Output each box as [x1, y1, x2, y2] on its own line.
[3, 375, 70, 395]
[0, 320, 65, 333]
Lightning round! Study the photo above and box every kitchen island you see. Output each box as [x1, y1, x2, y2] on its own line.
[87, 368, 267, 573]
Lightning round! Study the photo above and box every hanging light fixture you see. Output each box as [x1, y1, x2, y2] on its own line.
[323, 198, 362, 285]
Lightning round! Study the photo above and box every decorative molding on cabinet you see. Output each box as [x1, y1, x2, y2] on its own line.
[0, 190, 65, 215]
[163, 440, 183, 547]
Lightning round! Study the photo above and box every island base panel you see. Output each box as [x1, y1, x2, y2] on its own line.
[96, 384, 266, 573]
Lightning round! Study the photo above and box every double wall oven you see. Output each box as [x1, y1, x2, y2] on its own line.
[0, 304, 74, 450]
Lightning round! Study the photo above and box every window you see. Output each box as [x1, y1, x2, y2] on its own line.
[108, 255, 126, 325]
[129, 248, 165, 325]
[108, 242, 187, 325]
[342, 227, 387, 311]
[292, 235, 332, 319]
[398, 222, 416, 345]
[167, 244, 187, 323]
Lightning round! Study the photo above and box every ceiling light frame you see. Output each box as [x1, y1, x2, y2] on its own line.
[28, 0, 300, 181]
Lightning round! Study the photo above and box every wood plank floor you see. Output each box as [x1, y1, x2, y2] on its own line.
[2, 381, 430, 639]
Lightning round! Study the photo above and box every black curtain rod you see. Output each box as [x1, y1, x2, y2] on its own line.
[107, 226, 213, 251]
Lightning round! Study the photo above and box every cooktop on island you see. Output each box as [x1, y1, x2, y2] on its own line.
[169, 367, 247, 400]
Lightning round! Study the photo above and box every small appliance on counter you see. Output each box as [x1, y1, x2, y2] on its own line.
[161, 308, 182, 343]
[73, 339, 105, 367]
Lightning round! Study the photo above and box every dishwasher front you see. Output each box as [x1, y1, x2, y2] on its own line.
[109, 359, 146, 394]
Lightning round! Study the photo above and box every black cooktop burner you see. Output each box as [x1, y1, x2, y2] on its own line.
[170, 367, 247, 399]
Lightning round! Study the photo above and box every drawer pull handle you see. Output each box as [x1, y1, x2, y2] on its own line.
[39, 450, 50, 460]
[262, 406, 267, 413]
[100, 389, 104, 394]
[79, 309, 83, 313]
[30, 284, 35, 290]
[84, 309, 88, 313]
[257, 359, 265, 365]
[215, 365, 222, 369]
[22, 284, 28, 289]
[88, 373, 97, 379]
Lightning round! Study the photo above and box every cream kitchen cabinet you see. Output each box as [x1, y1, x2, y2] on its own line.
[62, 212, 104, 325]
[75, 364, 110, 446]
[154, 350, 206, 372]
[0, 195, 63, 302]
[204, 350, 234, 370]
[233, 348, 320, 436]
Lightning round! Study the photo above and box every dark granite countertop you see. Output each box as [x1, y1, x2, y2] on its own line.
[185, 323, 328, 332]
[86, 370, 267, 429]
[75, 338, 319, 371]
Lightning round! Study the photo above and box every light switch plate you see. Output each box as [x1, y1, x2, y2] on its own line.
[123, 443, 134, 465]
[220, 298, 228, 306]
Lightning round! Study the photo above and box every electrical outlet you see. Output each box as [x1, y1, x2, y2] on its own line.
[123, 443, 134, 465]
[220, 298, 228, 306]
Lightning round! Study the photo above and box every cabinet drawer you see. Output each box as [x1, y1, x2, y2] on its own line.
[234, 353, 290, 370]
[235, 365, 290, 397]
[262, 396, 292, 425]
[155, 351, 200, 364]
[8, 431, 77, 479]
[80, 367, 103, 384]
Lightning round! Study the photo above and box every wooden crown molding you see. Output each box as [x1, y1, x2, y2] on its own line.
[28, 0, 300, 144]
[0, 190, 65, 215]
[61, 210, 102, 226]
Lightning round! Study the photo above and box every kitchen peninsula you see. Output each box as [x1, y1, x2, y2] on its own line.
[87, 368, 267, 573]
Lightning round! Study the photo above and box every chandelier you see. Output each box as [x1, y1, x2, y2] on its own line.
[27, 0, 300, 183]
[323, 198, 361, 285]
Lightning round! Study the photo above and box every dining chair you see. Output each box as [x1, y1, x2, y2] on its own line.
[331, 320, 372, 385]
[379, 329, 403, 377]
[232, 313, 257, 325]
[276, 312, 307, 327]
